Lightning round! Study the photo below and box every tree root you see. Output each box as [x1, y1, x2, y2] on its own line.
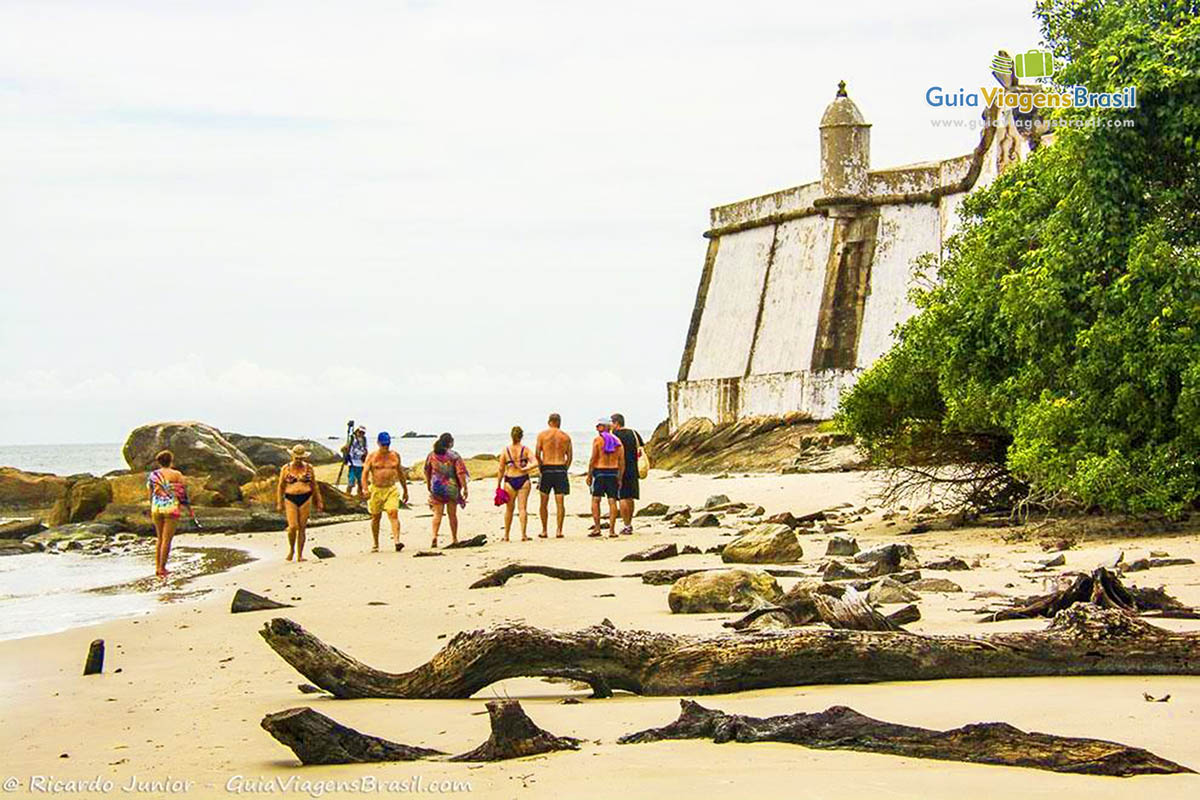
[985, 567, 1198, 621]
[469, 564, 615, 589]
[617, 700, 1192, 777]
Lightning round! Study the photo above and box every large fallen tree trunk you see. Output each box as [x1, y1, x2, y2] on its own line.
[259, 604, 1200, 699]
[985, 567, 1199, 622]
[617, 700, 1191, 777]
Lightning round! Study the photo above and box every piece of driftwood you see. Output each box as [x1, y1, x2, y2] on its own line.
[258, 604, 1200, 699]
[617, 700, 1191, 777]
[724, 598, 921, 631]
[984, 568, 1198, 622]
[83, 639, 105, 675]
[444, 535, 487, 549]
[231, 588, 294, 614]
[621, 544, 678, 562]
[261, 707, 444, 764]
[469, 564, 614, 589]
[812, 591, 902, 631]
[450, 700, 581, 761]
[262, 701, 576, 765]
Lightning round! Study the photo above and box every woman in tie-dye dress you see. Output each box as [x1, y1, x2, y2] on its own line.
[423, 432, 469, 548]
[146, 449, 190, 578]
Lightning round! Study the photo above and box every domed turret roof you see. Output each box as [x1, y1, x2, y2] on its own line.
[820, 81, 869, 127]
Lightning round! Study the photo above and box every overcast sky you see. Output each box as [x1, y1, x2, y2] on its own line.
[0, 1, 1042, 444]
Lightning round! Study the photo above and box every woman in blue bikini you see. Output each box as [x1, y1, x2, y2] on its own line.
[497, 426, 536, 542]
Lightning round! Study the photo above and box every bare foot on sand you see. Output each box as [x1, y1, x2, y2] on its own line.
[286, 552, 294, 561]
[588, 529, 601, 538]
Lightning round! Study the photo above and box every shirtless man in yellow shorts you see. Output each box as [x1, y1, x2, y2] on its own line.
[363, 431, 409, 552]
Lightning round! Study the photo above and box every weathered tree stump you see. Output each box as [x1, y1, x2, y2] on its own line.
[469, 564, 613, 589]
[450, 700, 581, 761]
[985, 568, 1198, 621]
[231, 589, 293, 614]
[444, 535, 487, 549]
[258, 604, 1200, 699]
[83, 639, 104, 675]
[617, 700, 1192, 777]
[261, 707, 444, 765]
[812, 591, 903, 631]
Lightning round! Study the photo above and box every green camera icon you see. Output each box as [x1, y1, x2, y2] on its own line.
[1015, 49, 1054, 78]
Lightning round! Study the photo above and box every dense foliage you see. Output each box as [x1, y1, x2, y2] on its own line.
[838, 0, 1200, 514]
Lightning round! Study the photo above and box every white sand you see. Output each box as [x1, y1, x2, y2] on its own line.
[3, 470, 1198, 798]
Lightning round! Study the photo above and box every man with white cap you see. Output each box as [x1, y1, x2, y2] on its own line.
[586, 417, 624, 538]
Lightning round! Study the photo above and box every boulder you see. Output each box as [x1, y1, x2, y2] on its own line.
[721, 524, 803, 564]
[635, 502, 669, 517]
[27, 522, 118, 549]
[664, 505, 691, 518]
[222, 433, 339, 468]
[704, 494, 731, 509]
[47, 477, 113, 526]
[867, 577, 920, 604]
[94, 504, 155, 535]
[202, 474, 243, 506]
[107, 472, 218, 507]
[317, 482, 365, 514]
[825, 535, 859, 557]
[0, 518, 46, 539]
[909, 578, 962, 593]
[190, 508, 287, 532]
[122, 421, 256, 485]
[311, 546, 336, 559]
[854, 543, 920, 576]
[822, 559, 869, 581]
[667, 568, 782, 613]
[690, 513, 721, 528]
[0, 540, 41, 557]
[0, 467, 69, 510]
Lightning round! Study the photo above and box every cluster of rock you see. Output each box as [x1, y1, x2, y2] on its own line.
[0, 421, 362, 550]
[644, 414, 868, 474]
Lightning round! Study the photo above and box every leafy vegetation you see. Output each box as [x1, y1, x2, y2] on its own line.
[838, 0, 1200, 515]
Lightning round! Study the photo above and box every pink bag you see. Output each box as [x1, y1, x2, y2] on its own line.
[493, 487, 510, 506]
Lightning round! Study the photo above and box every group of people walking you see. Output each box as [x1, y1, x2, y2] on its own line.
[144, 412, 645, 574]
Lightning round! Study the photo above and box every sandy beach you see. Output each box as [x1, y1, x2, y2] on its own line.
[3, 469, 1199, 798]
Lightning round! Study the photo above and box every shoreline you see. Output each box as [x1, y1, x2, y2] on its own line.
[3, 470, 1199, 798]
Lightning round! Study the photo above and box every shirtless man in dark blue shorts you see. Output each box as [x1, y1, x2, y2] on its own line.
[535, 413, 573, 538]
[587, 418, 624, 538]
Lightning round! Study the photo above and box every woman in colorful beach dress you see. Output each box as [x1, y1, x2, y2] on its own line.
[424, 432, 468, 548]
[496, 426, 536, 542]
[275, 444, 324, 562]
[146, 449, 189, 578]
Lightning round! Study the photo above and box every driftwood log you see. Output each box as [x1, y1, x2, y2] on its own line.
[723, 596, 920, 632]
[232, 588, 293, 614]
[83, 639, 105, 675]
[261, 707, 444, 764]
[259, 604, 1200, 699]
[469, 564, 615, 589]
[261, 701, 575, 765]
[617, 700, 1191, 777]
[985, 568, 1199, 621]
[444, 534, 487, 550]
[450, 700, 581, 761]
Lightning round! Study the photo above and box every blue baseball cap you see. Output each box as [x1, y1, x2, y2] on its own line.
[377, 431, 391, 445]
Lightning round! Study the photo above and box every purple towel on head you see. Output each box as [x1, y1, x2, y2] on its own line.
[601, 431, 621, 454]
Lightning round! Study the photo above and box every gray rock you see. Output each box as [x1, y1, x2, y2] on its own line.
[123, 422, 256, 485]
[909, 578, 962, 593]
[667, 568, 782, 613]
[28, 522, 118, 549]
[223, 433, 339, 468]
[722, 524, 803, 564]
[635, 502, 669, 517]
[703, 494, 731, 509]
[867, 577, 920, 604]
[690, 513, 721, 528]
[925, 556, 971, 571]
[621, 544, 679, 562]
[0, 518, 46, 540]
[825, 536, 859, 557]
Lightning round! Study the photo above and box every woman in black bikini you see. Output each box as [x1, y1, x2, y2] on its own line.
[497, 426, 536, 542]
[276, 444, 324, 561]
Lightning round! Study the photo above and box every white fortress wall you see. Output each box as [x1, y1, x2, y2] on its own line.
[854, 202, 941, 367]
[684, 225, 774, 380]
[738, 370, 858, 420]
[747, 215, 831, 374]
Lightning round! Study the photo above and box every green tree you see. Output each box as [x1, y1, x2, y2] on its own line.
[838, 0, 1200, 515]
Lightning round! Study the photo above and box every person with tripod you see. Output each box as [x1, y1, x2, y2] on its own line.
[345, 425, 368, 497]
